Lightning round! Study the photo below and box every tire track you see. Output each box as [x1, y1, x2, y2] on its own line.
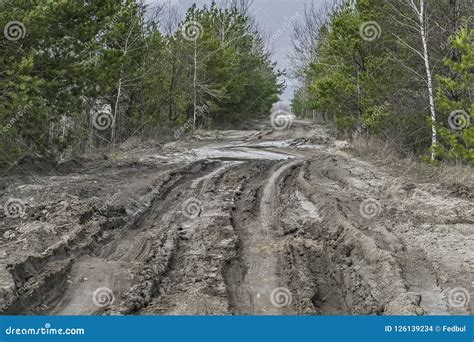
[225, 160, 301, 314]
[5, 122, 471, 316]
[48, 161, 223, 315]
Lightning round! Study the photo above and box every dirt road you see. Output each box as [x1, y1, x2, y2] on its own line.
[0, 121, 472, 316]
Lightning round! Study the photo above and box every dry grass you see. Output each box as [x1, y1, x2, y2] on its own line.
[347, 135, 474, 189]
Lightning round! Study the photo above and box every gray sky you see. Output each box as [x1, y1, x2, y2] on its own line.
[152, 0, 323, 102]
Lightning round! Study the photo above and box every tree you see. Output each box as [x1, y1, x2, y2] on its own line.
[0, 0, 282, 168]
[435, 26, 473, 163]
[389, 0, 437, 160]
[290, 0, 472, 163]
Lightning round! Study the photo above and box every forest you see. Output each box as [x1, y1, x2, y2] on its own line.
[291, 0, 473, 164]
[1, 0, 472, 167]
[0, 0, 282, 168]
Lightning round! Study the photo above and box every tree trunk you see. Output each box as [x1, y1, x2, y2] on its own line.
[193, 40, 198, 132]
[112, 76, 122, 146]
[88, 102, 93, 151]
[418, 0, 437, 161]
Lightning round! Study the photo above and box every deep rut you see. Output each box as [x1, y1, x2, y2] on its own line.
[48, 160, 224, 315]
[229, 160, 301, 315]
[3, 127, 471, 316]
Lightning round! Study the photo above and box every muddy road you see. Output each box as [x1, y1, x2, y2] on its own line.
[0, 121, 472, 316]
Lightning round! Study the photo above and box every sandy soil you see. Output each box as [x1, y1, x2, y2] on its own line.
[0, 120, 472, 316]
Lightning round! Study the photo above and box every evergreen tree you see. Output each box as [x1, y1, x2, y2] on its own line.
[435, 26, 473, 163]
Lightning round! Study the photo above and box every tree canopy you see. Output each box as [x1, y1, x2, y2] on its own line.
[291, 0, 473, 164]
[0, 0, 282, 167]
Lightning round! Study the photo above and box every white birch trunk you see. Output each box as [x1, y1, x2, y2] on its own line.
[112, 77, 122, 145]
[193, 39, 198, 132]
[415, 0, 437, 160]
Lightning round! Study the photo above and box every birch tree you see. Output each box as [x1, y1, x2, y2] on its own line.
[389, 0, 437, 160]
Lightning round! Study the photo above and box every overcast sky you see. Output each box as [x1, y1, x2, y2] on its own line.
[151, 0, 323, 102]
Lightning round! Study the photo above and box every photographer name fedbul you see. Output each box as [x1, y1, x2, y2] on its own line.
[440, 325, 467, 332]
[384, 325, 467, 333]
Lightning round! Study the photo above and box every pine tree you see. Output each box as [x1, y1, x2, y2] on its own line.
[435, 26, 473, 164]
